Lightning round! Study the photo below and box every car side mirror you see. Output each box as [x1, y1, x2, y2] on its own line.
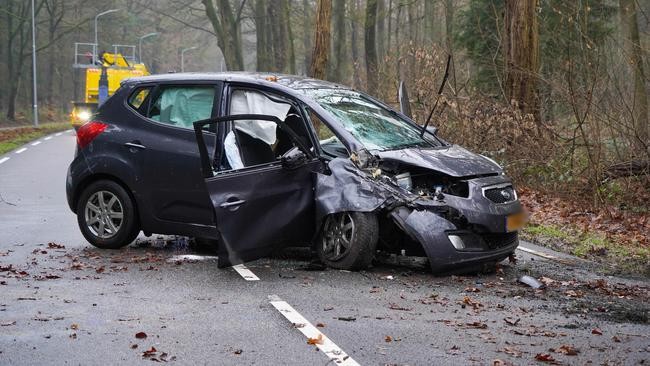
[426, 125, 438, 136]
[280, 146, 308, 170]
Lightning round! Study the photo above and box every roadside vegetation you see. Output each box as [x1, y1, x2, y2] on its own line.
[0, 122, 70, 155]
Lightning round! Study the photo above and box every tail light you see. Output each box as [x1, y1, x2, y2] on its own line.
[77, 121, 107, 149]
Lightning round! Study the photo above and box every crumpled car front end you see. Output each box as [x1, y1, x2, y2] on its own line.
[316, 145, 524, 274]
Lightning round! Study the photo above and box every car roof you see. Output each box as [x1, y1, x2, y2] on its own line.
[123, 72, 350, 92]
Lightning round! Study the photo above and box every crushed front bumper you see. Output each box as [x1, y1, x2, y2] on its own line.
[390, 206, 519, 274]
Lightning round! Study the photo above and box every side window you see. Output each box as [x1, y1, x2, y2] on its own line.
[221, 89, 313, 171]
[148, 86, 215, 129]
[128, 87, 151, 110]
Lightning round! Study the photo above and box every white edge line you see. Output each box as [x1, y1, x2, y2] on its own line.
[232, 264, 260, 281]
[44, 136, 52, 140]
[15, 148, 27, 154]
[269, 297, 359, 366]
[518, 245, 558, 260]
[31, 141, 41, 146]
[0, 157, 9, 164]
[55, 132, 62, 136]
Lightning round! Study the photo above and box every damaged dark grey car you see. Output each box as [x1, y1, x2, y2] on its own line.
[66, 73, 525, 273]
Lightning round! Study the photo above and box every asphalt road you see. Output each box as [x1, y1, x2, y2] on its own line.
[1, 130, 649, 365]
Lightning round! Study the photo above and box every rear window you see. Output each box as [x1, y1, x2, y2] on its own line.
[128, 87, 151, 110]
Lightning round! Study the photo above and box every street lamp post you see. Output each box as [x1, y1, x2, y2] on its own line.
[138, 32, 158, 64]
[31, 0, 38, 127]
[181, 46, 197, 72]
[94, 8, 122, 64]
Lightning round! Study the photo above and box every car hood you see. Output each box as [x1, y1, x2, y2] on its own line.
[376, 145, 502, 177]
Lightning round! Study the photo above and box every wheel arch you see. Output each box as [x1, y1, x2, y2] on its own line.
[71, 173, 140, 225]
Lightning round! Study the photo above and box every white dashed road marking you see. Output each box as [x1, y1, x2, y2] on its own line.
[55, 132, 62, 136]
[15, 148, 27, 154]
[232, 264, 260, 281]
[269, 295, 360, 366]
[44, 136, 52, 140]
[0, 157, 9, 165]
[166, 254, 218, 262]
[31, 141, 41, 146]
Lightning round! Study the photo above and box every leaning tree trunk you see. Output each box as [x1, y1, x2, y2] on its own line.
[309, 0, 332, 80]
[503, 0, 541, 127]
[620, 0, 649, 153]
[364, 0, 378, 93]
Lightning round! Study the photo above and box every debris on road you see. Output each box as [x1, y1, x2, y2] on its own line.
[518, 275, 545, 289]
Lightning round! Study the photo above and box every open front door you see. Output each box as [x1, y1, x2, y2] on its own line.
[194, 114, 320, 267]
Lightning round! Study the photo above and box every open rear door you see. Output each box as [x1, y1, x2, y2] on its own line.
[194, 114, 320, 267]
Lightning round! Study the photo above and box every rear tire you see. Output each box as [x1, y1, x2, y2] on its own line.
[76, 180, 139, 249]
[317, 211, 378, 270]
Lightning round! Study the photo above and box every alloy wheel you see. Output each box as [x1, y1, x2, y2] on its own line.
[321, 212, 355, 261]
[84, 190, 124, 239]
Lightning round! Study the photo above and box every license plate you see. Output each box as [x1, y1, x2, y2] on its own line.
[506, 212, 527, 232]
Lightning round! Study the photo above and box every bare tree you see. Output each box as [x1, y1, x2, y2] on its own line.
[503, 0, 541, 125]
[201, 0, 244, 71]
[310, 0, 332, 79]
[365, 0, 378, 92]
[329, 0, 346, 82]
[619, 0, 648, 152]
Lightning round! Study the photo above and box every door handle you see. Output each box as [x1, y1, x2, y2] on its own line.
[124, 141, 146, 150]
[219, 199, 246, 208]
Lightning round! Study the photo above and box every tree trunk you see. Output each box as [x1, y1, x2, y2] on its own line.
[444, 0, 456, 90]
[376, 0, 385, 62]
[619, 0, 649, 152]
[424, 0, 435, 44]
[302, 0, 313, 74]
[329, 0, 346, 82]
[350, 0, 362, 88]
[283, 0, 296, 74]
[201, 0, 244, 71]
[365, 0, 378, 93]
[255, 0, 270, 71]
[503, 0, 541, 124]
[309, 0, 332, 79]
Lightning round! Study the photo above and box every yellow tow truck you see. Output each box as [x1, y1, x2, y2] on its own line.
[71, 44, 149, 128]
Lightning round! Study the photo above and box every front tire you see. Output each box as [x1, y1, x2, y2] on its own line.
[317, 211, 378, 270]
[76, 180, 139, 249]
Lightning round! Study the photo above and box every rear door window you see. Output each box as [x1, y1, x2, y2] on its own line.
[148, 86, 215, 129]
[128, 87, 151, 110]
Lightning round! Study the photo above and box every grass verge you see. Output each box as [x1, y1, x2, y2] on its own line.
[521, 223, 650, 277]
[0, 122, 71, 155]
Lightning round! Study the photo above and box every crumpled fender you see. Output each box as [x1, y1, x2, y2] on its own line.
[314, 158, 395, 222]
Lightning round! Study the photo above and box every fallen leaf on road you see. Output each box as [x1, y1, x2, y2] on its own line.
[142, 346, 157, 358]
[307, 334, 323, 345]
[135, 332, 147, 339]
[388, 303, 412, 311]
[233, 349, 243, 355]
[48, 242, 65, 249]
[337, 316, 356, 321]
[292, 323, 306, 328]
[316, 323, 325, 328]
[556, 344, 579, 355]
[592, 328, 603, 335]
[499, 346, 522, 357]
[465, 287, 481, 293]
[70, 323, 79, 330]
[612, 336, 621, 343]
[130, 344, 138, 349]
[466, 321, 488, 329]
[504, 317, 520, 326]
[534, 353, 556, 363]
[385, 335, 392, 342]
